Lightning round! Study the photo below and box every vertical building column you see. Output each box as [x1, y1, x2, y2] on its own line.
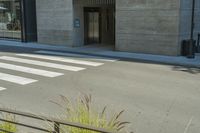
[21, 0, 37, 42]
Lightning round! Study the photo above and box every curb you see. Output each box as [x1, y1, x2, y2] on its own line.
[0, 42, 199, 68]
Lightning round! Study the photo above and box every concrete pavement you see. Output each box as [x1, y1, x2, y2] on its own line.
[0, 45, 200, 133]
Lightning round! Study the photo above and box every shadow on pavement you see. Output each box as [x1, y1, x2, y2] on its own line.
[172, 66, 200, 74]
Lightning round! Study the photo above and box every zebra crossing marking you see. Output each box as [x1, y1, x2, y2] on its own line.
[0, 72, 37, 85]
[0, 62, 64, 77]
[0, 56, 85, 72]
[16, 53, 104, 66]
[34, 50, 118, 62]
[0, 87, 6, 91]
[0, 52, 111, 86]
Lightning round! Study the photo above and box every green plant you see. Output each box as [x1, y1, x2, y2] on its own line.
[0, 113, 17, 133]
[52, 94, 130, 133]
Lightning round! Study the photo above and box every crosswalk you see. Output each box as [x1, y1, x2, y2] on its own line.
[35, 50, 118, 62]
[0, 62, 63, 77]
[0, 87, 7, 91]
[0, 50, 116, 87]
[0, 72, 37, 85]
[16, 54, 104, 66]
[0, 56, 86, 71]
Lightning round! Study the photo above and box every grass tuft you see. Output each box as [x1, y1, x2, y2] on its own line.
[52, 94, 130, 133]
[0, 113, 17, 133]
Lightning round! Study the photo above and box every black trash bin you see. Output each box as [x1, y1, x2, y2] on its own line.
[197, 33, 200, 53]
[181, 40, 188, 56]
[187, 39, 195, 58]
[181, 39, 195, 58]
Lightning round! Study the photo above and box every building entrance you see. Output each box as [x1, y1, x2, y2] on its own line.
[84, 7, 101, 45]
[73, 0, 115, 47]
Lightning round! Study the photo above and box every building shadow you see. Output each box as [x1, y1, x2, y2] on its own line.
[172, 66, 200, 74]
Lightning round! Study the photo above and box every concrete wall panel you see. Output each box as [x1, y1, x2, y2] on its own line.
[36, 0, 73, 46]
[116, 0, 181, 56]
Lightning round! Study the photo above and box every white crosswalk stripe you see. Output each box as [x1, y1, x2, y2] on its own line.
[0, 72, 37, 85]
[0, 52, 109, 86]
[0, 62, 64, 77]
[34, 50, 118, 62]
[0, 56, 85, 72]
[16, 53, 104, 66]
[0, 87, 6, 91]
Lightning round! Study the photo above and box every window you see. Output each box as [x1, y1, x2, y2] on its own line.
[0, 0, 21, 39]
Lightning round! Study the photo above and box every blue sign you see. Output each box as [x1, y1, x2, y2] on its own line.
[74, 19, 80, 28]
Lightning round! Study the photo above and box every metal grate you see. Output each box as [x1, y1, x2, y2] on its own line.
[86, 0, 115, 5]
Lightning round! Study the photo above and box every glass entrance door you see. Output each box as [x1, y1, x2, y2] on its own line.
[88, 12, 100, 44]
[0, 0, 21, 39]
[84, 8, 101, 45]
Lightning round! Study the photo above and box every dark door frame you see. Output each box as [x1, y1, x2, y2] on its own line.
[20, 0, 26, 42]
[84, 7, 101, 45]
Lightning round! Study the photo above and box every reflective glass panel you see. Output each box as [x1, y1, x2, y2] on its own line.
[0, 0, 21, 39]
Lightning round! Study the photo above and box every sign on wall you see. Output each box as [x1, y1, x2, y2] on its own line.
[74, 19, 80, 28]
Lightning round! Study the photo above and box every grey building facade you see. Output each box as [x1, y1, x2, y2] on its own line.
[0, 0, 200, 56]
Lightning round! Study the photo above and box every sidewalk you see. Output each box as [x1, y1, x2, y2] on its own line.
[0, 40, 199, 68]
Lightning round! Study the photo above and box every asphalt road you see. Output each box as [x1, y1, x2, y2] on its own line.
[0, 45, 200, 133]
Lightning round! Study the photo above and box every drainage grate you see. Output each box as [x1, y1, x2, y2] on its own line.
[84, 0, 115, 5]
